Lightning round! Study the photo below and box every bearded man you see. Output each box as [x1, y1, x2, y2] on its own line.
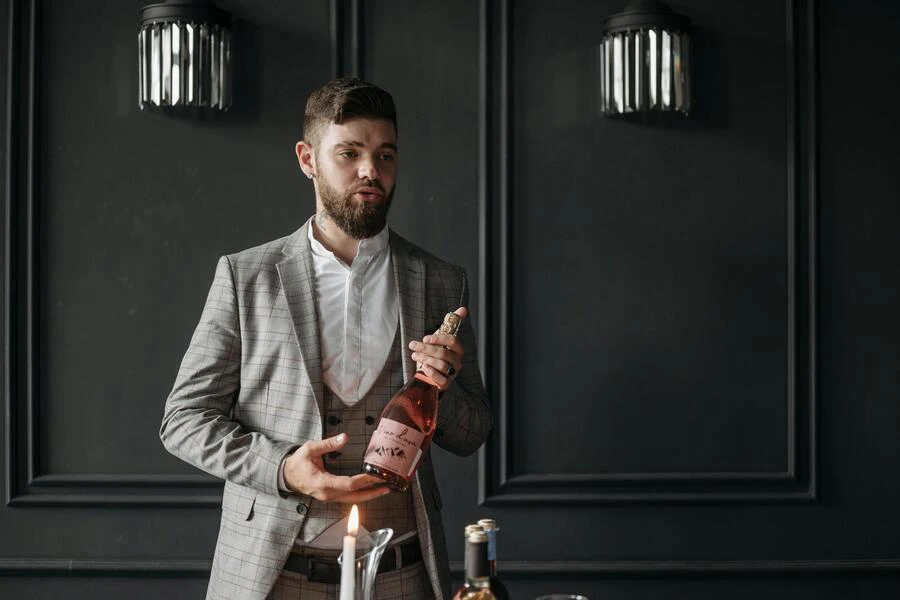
[160, 77, 491, 600]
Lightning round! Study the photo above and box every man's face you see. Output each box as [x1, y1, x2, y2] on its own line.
[313, 117, 398, 239]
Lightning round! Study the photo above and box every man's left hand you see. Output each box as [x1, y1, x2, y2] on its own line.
[408, 306, 467, 391]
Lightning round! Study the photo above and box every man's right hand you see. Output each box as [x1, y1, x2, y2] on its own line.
[283, 433, 390, 503]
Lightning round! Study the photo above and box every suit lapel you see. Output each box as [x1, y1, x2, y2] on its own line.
[276, 220, 324, 412]
[391, 232, 425, 384]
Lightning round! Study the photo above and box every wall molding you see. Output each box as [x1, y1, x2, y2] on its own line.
[0, 558, 211, 577]
[477, 0, 819, 504]
[2, 558, 898, 578]
[2, 0, 236, 509]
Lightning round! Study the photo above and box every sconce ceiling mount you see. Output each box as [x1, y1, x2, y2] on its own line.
[139, 0, 233, 111]
[599, 0, 692, 117]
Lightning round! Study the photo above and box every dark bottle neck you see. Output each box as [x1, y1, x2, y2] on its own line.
[464, 539, 490, 583]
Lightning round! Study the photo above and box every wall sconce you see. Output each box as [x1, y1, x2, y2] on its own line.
[139, 0, 233, 111]
[599, 0, 692, 116]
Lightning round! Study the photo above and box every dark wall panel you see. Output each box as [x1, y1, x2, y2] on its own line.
[511, 0, 789, 478]
[478, 0, 815, 510]
[36, 0, 331, 479]
[816, 0, 900, 562]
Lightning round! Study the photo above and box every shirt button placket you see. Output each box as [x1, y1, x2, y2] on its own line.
[348, 268, 363, 400]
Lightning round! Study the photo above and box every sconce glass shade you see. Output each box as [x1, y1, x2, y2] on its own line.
[599, 0, 691, 116]
[138, 0, 232, 111]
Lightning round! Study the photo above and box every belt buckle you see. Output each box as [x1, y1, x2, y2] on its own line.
[306, 557, 341, 585]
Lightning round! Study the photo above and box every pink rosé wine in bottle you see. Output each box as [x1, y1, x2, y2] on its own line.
[361, 312, 462, 491]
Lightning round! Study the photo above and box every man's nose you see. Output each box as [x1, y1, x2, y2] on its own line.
[358, 158, 378, 181]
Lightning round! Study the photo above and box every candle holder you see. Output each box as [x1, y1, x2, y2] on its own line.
[338, 528, 394, 600]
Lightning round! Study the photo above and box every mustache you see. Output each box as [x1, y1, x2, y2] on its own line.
[352, 180, 385, 194]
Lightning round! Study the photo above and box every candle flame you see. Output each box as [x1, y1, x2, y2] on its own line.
[348, 504, 359, 536]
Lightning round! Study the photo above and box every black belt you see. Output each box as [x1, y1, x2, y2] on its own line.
[283, 538, 422, 585]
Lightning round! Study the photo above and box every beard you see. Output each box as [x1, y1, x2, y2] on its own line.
[318, 175, 393, 240]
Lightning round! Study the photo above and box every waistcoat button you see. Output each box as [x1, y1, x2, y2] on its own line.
[365, 416, 376, 425]
[296, 502, 309, 516]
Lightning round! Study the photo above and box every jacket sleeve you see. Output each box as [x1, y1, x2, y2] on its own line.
[433, 269, 493, 456]
[159, 256, 297, 497]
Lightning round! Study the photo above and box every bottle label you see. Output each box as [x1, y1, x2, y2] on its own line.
[364, 418, 425, 477]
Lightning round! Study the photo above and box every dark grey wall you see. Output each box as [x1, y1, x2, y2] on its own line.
[2, 0, 900, 598]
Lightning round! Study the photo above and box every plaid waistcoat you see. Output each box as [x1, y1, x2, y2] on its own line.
[295, 325, 417, 547]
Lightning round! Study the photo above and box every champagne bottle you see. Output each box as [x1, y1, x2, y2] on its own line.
[476, 519, 510, 600]
[362, 312, 462, 491]
[452, 529, 497, 600]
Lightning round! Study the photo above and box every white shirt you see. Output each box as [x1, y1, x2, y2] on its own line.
[307, 221, 398, 406]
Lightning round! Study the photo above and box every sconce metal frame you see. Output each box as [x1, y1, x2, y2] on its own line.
[599, 0, 692, 116]
[139, 0, 233, 111]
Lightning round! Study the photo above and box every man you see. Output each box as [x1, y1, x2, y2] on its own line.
[160, 77, 491, 600]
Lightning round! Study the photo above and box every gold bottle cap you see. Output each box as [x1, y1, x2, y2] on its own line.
[476, 518, 498, 531]
[437, 312, 462, 336]
[464, 523, 484, 537]
[416, 313, 465, 374]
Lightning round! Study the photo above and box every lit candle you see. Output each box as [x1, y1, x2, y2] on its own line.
[339, 504, 359, 600]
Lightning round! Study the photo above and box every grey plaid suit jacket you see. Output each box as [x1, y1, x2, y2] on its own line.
[160, 219, 491, 600]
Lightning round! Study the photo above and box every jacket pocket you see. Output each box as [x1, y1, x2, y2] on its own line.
[222, 485, 257, 521]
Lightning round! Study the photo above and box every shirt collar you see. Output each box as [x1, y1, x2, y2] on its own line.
[357, 223, 390, 257]
[306, 217, 390, 260]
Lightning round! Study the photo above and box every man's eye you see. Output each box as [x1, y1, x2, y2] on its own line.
[339, 151, 357, 158]
[380, 153, 396, 161]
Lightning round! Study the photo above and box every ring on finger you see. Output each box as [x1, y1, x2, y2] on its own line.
[447, 366, 457, 377]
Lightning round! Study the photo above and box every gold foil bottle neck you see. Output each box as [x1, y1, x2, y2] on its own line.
[416, 312, 463, 374]
[437, 312, 462, 336]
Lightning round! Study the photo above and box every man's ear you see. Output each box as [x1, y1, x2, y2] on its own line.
[296, 141, 316, 179]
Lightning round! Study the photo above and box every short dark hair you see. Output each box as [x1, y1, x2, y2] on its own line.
[303, 77, 397, 148]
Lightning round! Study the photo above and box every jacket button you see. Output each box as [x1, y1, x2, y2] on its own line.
[327, 415, 342, 426]
[328, 451, 342, 460]
[296, 502, 308, 516]
[365, 416, 376, 425]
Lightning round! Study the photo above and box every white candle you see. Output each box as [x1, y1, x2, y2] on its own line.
[339, 504, 359, 600]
